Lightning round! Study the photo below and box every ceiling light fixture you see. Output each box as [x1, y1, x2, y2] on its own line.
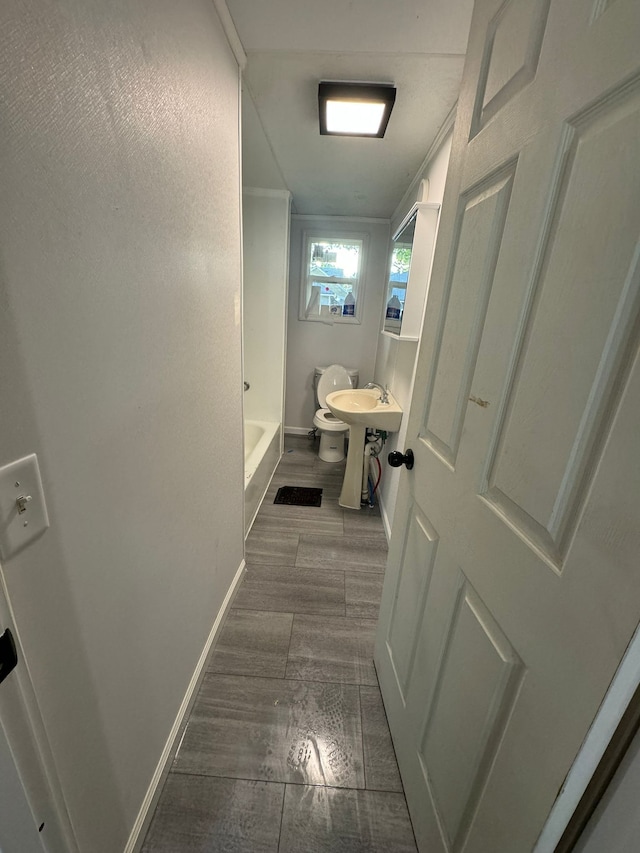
[318, 82, 396, 138]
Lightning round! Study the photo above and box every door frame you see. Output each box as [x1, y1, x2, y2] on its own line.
[0, 569, 79, 852]
[555, 661, 640, 851]
[534, 620, 640, 851]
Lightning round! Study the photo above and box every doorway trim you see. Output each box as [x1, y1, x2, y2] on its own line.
[0, 569, 79, 852]
[534, 620, 640, 851]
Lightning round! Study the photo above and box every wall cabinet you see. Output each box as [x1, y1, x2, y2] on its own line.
[382, 201, 440, 340]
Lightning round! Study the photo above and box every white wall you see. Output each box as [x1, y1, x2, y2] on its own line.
[374, 129, 453, 533]
[390, 128, 454, 236]
[0, 2, 243, 851]
[285, 216, 390, 431]
[243, 189, 291, 425]
[242, 85, 290, 193]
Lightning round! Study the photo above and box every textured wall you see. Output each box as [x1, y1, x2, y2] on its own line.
[0, 1, 243, 850]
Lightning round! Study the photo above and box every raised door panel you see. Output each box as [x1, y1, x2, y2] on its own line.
[481, 80, 640, 570]
[385, 507, 439, 705]
[421, 580, 524, 851]
[592, 0, 620, 22]
[471, 0, 551, 136]
[422, 166, 515, 469]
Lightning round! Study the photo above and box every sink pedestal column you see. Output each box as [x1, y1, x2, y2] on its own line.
[339, 424, 366, 510]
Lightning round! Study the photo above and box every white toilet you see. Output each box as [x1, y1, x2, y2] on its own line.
[313, 364, 359, 462]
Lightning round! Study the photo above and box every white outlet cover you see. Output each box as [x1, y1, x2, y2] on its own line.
[0, 454, 50, 560]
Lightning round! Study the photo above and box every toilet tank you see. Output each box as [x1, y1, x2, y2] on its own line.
[313, 365, 359, 408]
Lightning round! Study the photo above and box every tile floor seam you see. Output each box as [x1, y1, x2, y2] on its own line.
[168, 768, 406, 794]
[359, 685, 370, 791]
[245, 565, 380, 574]
[372, 663, 412, 803]
[201, 667, 373, 689]
[283, 674, 377, 688]
[276, 782, 287, 853]
[345, 568, 388, 577]
[343, 569, 347, 620]
[293, 532, 301, 563]
[284, 609, 295, 663]
[230, 606, 324, 617]
[244, 563, 352, 574]
[247, 563, 387, 578]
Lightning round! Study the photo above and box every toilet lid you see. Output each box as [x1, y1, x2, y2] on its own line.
[317, 364, 353, 407]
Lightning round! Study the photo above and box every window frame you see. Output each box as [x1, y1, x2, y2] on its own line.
[298, 231, 369, 324]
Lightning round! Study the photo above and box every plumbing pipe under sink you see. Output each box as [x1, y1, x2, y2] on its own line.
[361, 433, 384, 503]
[362, 443, 375, 502]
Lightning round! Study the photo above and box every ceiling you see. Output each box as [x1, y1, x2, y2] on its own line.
[227, 0, 474, 219]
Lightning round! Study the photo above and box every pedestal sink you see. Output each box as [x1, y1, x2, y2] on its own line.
[325, 388, 403, 510]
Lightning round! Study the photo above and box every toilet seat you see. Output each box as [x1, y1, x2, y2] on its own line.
[316, 364, 354, 407]
[313, 407, 350, 432]
[315, 364, 353, 429]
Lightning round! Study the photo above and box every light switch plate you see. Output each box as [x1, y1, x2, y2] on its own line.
[0, 454, 50, 560]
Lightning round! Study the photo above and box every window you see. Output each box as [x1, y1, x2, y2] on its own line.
[300, 233, 366, 323]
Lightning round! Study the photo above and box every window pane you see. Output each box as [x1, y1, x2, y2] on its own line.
[390, 244, 411, 311]
[304, 238, 363, 321]
[309, 241, 361, 277]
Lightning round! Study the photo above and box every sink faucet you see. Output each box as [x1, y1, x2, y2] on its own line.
[364, 382, 390, 405]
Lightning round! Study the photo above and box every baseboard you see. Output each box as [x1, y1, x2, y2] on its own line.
[284, 426, 312, 436]
[123, 558, 246, 853]
[377, 493, 392, 544]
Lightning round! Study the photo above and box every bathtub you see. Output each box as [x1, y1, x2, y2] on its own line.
[244, 419, 281, 535]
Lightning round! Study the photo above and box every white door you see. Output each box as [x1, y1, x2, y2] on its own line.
[374, 0, 640, 851]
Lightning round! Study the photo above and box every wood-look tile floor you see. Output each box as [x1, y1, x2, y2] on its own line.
[143, 435, 416, 852]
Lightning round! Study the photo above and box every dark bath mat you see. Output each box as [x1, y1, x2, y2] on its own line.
[274, 486, 323, 507]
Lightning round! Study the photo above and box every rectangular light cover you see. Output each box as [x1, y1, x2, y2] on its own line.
[325, 100, 386, 135]
[319, 82, 396, 138]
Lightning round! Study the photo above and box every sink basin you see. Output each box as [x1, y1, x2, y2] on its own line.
[326, 388, 403, 432]
[329, 391, 378, 412]
[325, 388, 404, 510]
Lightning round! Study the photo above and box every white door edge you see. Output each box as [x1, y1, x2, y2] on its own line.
[534, 619, 640, 852]
[0, 569, 79, 852]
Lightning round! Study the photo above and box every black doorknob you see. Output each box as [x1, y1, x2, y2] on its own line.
[388, 449, 414, 470]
